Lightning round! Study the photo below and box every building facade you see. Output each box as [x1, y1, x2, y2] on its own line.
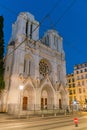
[67, 63, 87, 109]
[67, 73, 76, 105]
[3, 12, 68, 115]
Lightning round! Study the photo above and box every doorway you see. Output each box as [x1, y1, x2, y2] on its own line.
[41, 98, 47, 109]
[22, 97, 28, 110]
[59, 99, 62, 109]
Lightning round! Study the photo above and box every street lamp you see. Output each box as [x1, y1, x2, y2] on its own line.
[73, 100, 79, 111]
[19, 85, 24, 90]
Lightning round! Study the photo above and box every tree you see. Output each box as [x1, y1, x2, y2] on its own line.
[0, 16, 5, 90]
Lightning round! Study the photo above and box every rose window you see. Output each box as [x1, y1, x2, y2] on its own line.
[39, 60, 50, 76]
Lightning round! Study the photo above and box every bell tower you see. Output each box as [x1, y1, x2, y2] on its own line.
[9, 12, 39, 43]
[42, 29, 63, 53]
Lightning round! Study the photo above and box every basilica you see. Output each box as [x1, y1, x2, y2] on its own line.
[3, 12, 68, 115]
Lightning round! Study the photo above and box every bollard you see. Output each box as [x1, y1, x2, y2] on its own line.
[42, 114, 44, 117]
[65, 109, 66, 116]
[74, 117, 78, 127]
[54, 113, 56, 117]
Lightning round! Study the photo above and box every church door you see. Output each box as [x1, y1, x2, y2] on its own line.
[41, 90, 48, 109]
[45, 98, 47, 109]
[41, 98, 44, 109]
[59, 99, 62, 109]
[41, 98, 47, 109]
[23, 97, 28, 110]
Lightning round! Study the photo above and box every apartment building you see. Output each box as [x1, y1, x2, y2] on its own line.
[67, 63, 87, 108]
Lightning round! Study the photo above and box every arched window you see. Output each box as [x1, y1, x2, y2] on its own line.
[57, 65, 61, 81]
[30, 24, 33, 39]
[23, 57, 31, 76]
[26, 21, 28, 37]
[54, 36, 58, 49]
[23, 59, 26, 73]
[45, 35, 49, 46]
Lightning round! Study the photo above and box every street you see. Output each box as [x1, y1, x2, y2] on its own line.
[0, 113, 87, 130]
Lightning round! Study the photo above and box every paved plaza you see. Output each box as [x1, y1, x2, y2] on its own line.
[0, 112, 87, 130]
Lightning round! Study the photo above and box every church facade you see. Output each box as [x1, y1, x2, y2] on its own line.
[3, 12, 68, 115]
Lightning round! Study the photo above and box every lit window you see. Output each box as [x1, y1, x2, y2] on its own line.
[85, 74, 87, 78]
[73, 84, 75, 87]
[69, 90, 72, 95]
[77, 76, 79, 80]
[81, 75, 84, 79]
[82, 81, 84, 85]
[69, 84, 71, 88]
[77, 82, 80, 86]
[83, 88, 85, 93]
[72, 78, 74, 82]
[73, 90, 76, 94]
[76, 71, 79, 74]
[79, 88, 81, 93]
[80, 70, 83, 73]
[68, 79, 71, 83]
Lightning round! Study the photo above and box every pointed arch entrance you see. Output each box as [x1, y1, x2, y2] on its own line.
[22, 84, 35, 110]
[57, 86, 67, 109]
[41, 90, 47, 109]
[41, 84, 54, 109]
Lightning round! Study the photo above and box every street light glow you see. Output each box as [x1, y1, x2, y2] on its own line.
[73, 101, 77, 105]
[19, 85, 24, 90]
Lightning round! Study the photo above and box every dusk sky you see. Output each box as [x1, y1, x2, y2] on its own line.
[0, 0, 87, 74]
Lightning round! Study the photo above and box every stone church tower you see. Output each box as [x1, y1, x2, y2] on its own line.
[3, 12, 68, 115]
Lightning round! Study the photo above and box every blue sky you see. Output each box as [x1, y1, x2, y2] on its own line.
[0, 0, 87, 74]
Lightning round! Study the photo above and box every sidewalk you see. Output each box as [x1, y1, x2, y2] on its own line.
[50, 122, 87, 130]
[50, 116, 87, 130]
[0, 111, 83, 120]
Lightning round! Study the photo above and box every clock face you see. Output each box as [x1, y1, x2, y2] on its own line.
[39, 60, 50, 77]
